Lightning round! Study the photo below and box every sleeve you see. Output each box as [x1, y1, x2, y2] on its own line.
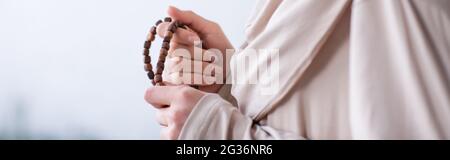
[216, 84, 236, 105]
[178, 94, 304, 140]
[349, 0, 450, 139]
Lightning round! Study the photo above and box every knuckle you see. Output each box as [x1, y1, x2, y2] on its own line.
[171, 110, 184, 123]
[176, 86, 192, 100]
[169, 41, 179, 49]
[167, 72, 183, 85]
[167, 131, 176, 140]
[167, 127, 179, 140]
[167, 110, 177, 120]
[210, 21, 220, 27]
[186, 10, 195, 15]
[170, 114, 180, 124]
[170, 48, 190, 58]
[207, 21, 221, 30]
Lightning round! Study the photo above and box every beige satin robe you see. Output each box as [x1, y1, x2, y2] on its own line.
[178, 0, 450, 140]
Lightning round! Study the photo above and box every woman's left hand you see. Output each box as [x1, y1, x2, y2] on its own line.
[144, 85, 206, 140]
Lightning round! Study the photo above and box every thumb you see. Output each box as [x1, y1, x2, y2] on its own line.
[167, 6, 216, 36]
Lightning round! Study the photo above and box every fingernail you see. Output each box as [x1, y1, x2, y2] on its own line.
[168, 6, 180, 13]
[170, 6, 180, 11]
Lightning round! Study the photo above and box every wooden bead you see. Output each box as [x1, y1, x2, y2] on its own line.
[144, 56, 151, 63]
[161, 51, 168, 56]
[164, 17, 172, 22]
[174, 21, 181, 27]
[157, 61, 165, 69]
[154, 74, 163, 82]
[168, 23, 177, 33]
[147, 71, 155, 79]
[143, 49, 149, 56]
[147, 33, 155, 42]
[164, 31, 173, 39]
[163, 36, 171, 42]
[156, 68, 163, 74]
[174, 21, 185, 29]
[150, 26, 157, 35]
[144, 64, 153, 71]
[155, 20, 163, 26]
[144, 41, 151, 49]
[142, 19, 189, 86]
[158, 54, 166, 62]
[159, 48, 168, 56]
[156, 60, 164, 68]
[179, 24, 187, 29]
[162, 42, 170, 50]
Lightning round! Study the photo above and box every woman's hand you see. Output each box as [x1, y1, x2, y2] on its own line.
[156, 6, 233, 93]
[145, 85, 206, 140]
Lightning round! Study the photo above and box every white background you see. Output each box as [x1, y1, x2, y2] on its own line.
[0, 0, 255, 139]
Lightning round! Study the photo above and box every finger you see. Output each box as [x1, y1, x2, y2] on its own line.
[172, 29, 200, 46]
[160, 127, 169, 140]
[155, 108, 169, 127]
[169, 44, 222, 63]
[198, 85, 224, 93]
[144, 86, 184, 106]
[165, 72, 223, 86]
[167, 6, 216, 35]
[168, 43, 205, 61]
[160, 126, 178, 140]
[168, 43, 191, 56]
[168, 44, 203, 61]
[166, 57, 223, 76]
[144, 89, 165, 108]
[157, 22, 200, 46]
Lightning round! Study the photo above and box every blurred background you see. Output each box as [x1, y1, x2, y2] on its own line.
[0, 0, 255, 139]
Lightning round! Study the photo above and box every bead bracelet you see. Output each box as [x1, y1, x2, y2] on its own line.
[142, 17, 187, 86]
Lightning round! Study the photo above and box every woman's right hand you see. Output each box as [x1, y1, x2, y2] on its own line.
[156, 6, 233, 93]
